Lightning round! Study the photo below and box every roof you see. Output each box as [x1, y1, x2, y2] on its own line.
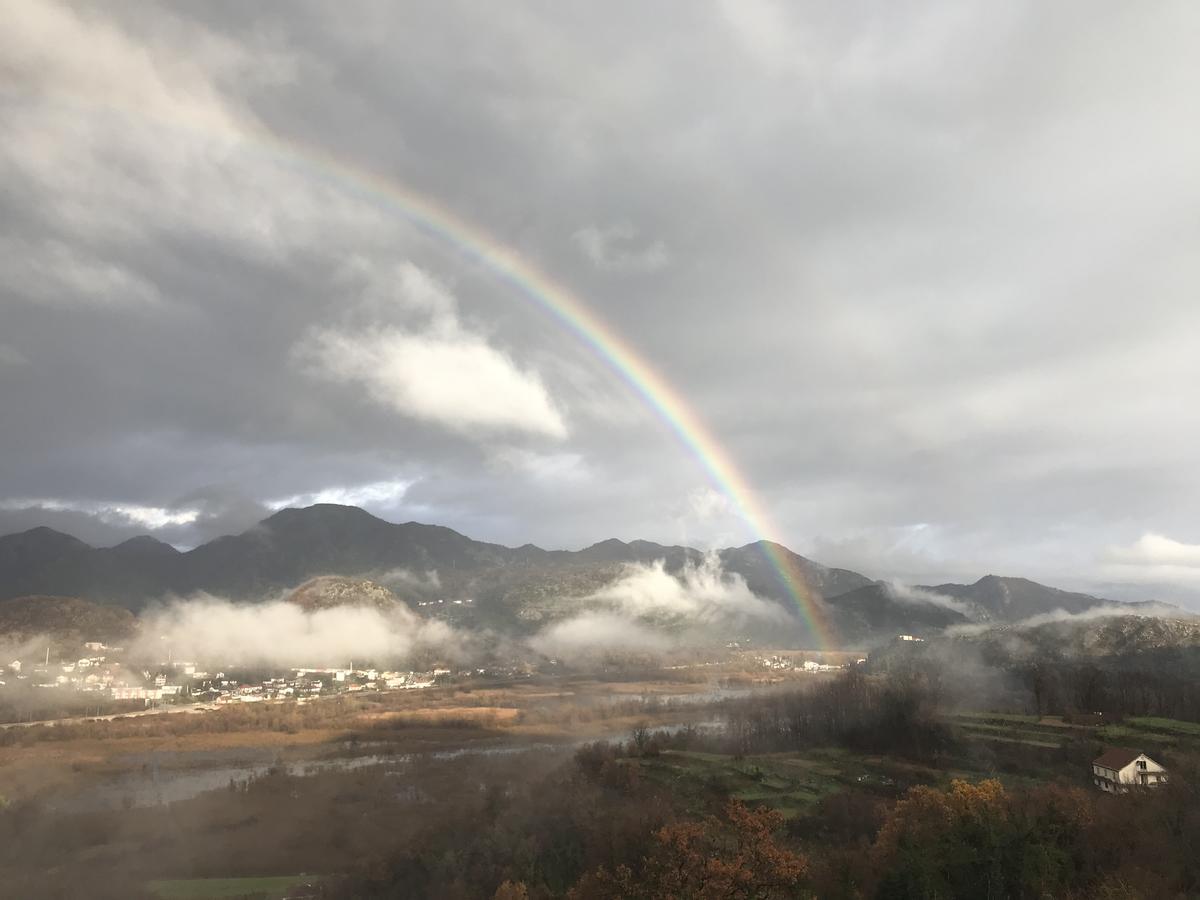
[1093, 748, 1145, 770]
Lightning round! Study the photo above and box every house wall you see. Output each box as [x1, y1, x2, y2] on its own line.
[1117, 755, 1167, 785]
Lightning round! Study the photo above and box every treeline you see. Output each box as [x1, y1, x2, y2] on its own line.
[873, 640, 1200, 723]
[716, 670, 956, 762]
[841, 768, 1200, 899]
[1020, 654, 1200, 721]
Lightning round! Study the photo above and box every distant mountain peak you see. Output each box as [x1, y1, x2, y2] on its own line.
[735, 538, 794, 554]
[113, 535, 179, 554]
[263, 503, 388, 526]
[9, 525, 91, 546]
[977, 574, 1037, 588]
[585, 537, 627, 550]
[920, 574, 1108, 622]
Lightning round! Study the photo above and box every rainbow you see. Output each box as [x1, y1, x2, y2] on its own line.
[259, 139, 835, 647]
[23, 92, 836, 645]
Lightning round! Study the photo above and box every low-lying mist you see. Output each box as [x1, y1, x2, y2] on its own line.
[133, 593, 458, 668]
[528, 612, 671, 660]
[529, 553, 789, 661]
[884, 581, 972, 615]
[944, 601, 1188, 637]
[586, 553, 787, 625]
[118, 554, 789, 669]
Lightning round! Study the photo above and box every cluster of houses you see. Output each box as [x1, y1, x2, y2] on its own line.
[3, 641, 468, 709]
[188, 667, 456, 705]
[5, 642, 159, 696]
[155, 664, 461, 706]
[755, 654, 853, 673]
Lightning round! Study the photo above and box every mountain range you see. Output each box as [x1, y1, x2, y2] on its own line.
[0, 504, 1156, 646]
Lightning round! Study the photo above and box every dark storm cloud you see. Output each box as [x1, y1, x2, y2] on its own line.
[1, 2, 1199, 602]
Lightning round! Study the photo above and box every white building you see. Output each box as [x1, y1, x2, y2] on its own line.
[800, 660, 840, 673]
[111, 686, 163, 701]
[1092, 748, 1168, 793]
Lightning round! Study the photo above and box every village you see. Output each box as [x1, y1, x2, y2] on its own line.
[754, 652, 865, 673]
[4, 646, 858, 714]
[0, 640, 515, 721]
[0, 633, 882, 729]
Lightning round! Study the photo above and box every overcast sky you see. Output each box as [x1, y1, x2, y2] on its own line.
[2, 1, 1199, 602]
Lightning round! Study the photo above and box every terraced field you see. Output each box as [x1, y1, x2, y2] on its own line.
[951, 711, 1200, 755]
[629, 711, 1200, 825]
[634, 747, 979, 819]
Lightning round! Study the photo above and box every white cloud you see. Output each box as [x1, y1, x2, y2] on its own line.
[108, 504, 198, 529]
[0, 1, 242, 138]
[0, 497, 198, 530]
[266, 478, 413, 511]
[527, 554, 783, 659]
[296, 263, 567, 439]
[1098, 534, 1200, 588]
[1106, 533, 1200, 568]
[588, 552, 784, 624]
[136, 594, 455, 667]
[300, 325, 566, 437]
[572, 223, 669, 272]
[883, 581, 971, 615]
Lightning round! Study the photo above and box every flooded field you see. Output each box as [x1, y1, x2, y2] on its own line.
[6, 674, 755, 815]
[51, 718, 728, 812]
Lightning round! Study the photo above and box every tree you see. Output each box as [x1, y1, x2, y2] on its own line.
[869, 778, 1094, 900]
[493, 881, 529, 900]
[569, 800, 808, 900]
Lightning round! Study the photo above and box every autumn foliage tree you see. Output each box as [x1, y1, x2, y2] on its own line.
[869, 778, 1094, 900]
[569, 799, 808, 900]
[492, 881, 529, 900]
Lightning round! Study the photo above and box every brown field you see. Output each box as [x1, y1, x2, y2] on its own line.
[0, 674, 739, 807]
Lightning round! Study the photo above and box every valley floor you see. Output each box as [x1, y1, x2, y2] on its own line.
[4, 668, 1199, 898]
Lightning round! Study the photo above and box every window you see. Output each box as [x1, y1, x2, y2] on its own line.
[1137, 760, 1147, 770]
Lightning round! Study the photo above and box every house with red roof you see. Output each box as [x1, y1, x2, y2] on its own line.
[1092, 748, 1167, 793]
